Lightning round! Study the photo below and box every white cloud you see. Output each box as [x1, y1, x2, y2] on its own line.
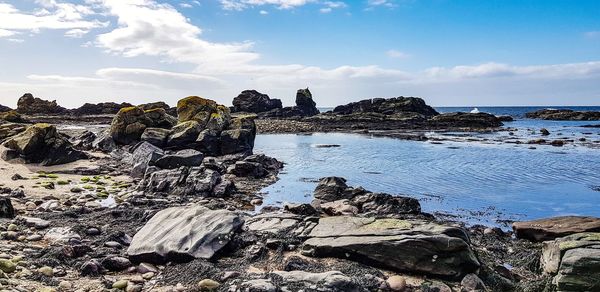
[220, 0, 315, 10]
[319, 7, 331, 13]
[259, 9, 269, 14]
[367, 0, 396, 8]
[423, 62, 600, 80]
[386, 49, 410, 59]
[179, 3, 193, 8]
[0, 1, 107, 39]
[323, 1, 346, 8]
[7, 38, 24, 43]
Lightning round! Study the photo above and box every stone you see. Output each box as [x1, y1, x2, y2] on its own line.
[143, 108, 177, 129]
[460, 273, 485, 292]
[0, 123, 26, 141]
[154, 149, 204, 169]
[283, 203, 319, 216]
[301, 216, 480, 278]
[167, 120, 202, 147]
[429, 112, 503, 128]
[540, 128, 550, 136]
[0, 198, 15, 218]
[130, 142, 164, 178]
[38, 266, 54, 277]
[16, 93, 67, 115]
[0, 111, 26, 123]
[177, 96, 219, 123]
[272, 270, 356, 290]
[351, 192, 421, 215]
[197, 279, 220, 290]
[387, 275, 407, 291]
[246, 213, 302, 234]
[313, 177, 350, 201]
[127, 205, 243, 264]
[80, 259, 102, 276]
[22, 216, 50, 229]
[320, 199, 359, 216]
[227, 161, 266, 178]
[113, 279, 129, 289]
[92, 130, 117, 152]
[110, 107, 150, 144]
[58, 281, 72, 290]
[102, 256, 132, 271]
[140, 167, 221, 197]
[513, 216, 600, 242]
[294, 88, 319, 116]
[333, 96, 438, 117]
[44, 227, 81, 243]
[526, 109, 600, 121]
[137, 262, 158, 274]
[2, 123, 86, 165]
[232, 90, 282, 113]
[0, 259, 16, 273]
[239, 279, 277, 292]
[141, 127, 171, 148]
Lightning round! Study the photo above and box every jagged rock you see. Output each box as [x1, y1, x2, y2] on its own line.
[92, 130, 117, 152]
[333, 96, 438, 117]
[351, 192, 421, 215]
[0, 198, 15, 218]
[0, 123, 26, 140]
[110, 107, 150, 144]
[144, 108, 177, 128]
[139, 101, 170, 111]
[429, 112, 502, 128]
[232, 90, 282, 113]
[314, 177, 350, 201]
[196, 129, 221, 155]
[2, 123, 87, 165]
[130, 142, 164, 178]
[167, 120, 202, 147]
[153, 149, 204, 169]
[140, 166, 221, 197]
[294, 88, 319, 116]
[177, 96, 220, 123]
[0, 111, 26, 123]
[526, 109, 600, 121]
[513, 216, 600, 242]
[71, 102, 133, 115]
[301, 216, 480, 278]
[127, 205, 243, 263]
[70, 130, 96, 150]
[541, 232, 600, 291]
[227, 161, 266, 178]
[220, 116, 256, 155]
[140, 127, 171, 148]
[16, 93, 67, 115]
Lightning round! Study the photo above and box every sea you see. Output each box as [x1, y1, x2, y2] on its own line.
[254, 106, 600, 227]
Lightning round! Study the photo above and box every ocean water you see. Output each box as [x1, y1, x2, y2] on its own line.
[254, 106, 600, 227]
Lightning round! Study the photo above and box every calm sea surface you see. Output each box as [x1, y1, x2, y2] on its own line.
[254, 106, 600, 227]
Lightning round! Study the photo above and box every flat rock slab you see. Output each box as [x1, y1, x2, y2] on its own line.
[513, 216, 600, 242]
[301, 216, 479, 278]
[127, 205, 243, 264]
[541, 232, 600, 291]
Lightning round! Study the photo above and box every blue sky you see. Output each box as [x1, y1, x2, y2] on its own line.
[0, 0, 599, 107]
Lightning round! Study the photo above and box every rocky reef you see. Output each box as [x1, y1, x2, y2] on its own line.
[332, 96, 439, 118]
[526, 109, 600, 120]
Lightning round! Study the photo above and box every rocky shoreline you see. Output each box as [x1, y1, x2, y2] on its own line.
[0, 92, 600, 291]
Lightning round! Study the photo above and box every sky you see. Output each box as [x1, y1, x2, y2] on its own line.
[0, 0, 599, 108]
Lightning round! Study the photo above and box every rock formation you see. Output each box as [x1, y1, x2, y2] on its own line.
[71, 102, 133, 116]
[232, 90, 282, 113]
[333, 96, 439, 117]
[526, 109, 600, 120]
[16, 93, 68, 115]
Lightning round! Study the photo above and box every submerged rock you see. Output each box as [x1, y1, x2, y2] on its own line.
[127, 205, 243, 263]
[2, 123, 87, 165]
[232, 90, 282, 113]
[513, 216, 600, 242]
[302, 216, 480, 278]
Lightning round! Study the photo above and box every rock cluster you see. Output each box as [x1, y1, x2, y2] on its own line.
[110, 107, 176, 145]
[244, 88, 320, 118]
[332, 96, 439, 117]
[71, 102, 133, 116]
[16, 93, 68, 115]
[1, 123, 87, 165]
[526, 109, 600, 120]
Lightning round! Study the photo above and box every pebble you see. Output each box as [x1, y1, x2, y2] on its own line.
[7, 224, 17, 232]
[113, 279, 129, 289]
[58, 281, 72, 290]
[250, 199, 263, 205]
[85, 227, 101, 236]
[38, 266, 54, 277]
[198, 279, 220, 290]
[0, 259, 16, 273]
[387, 275, 407, 291]
[142, 272, 155, 280]
[25, 202, 37, 211]
[105, 241, 122, 248]
[126, 282, 142, 292]
[137, 262, 158, 274]
[26, 234, 43, 241]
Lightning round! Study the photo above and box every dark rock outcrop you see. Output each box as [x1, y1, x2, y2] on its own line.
[0, 111, 27, 123]
[1, 123, 87, 165]
[333, 97, 438, 117]
[232, 90, 282, 113]
[526, 109, 600, 121]
[71, 102, 133, 116]
[109, 107, 176, 145]
[127, 205, 243, 264]
[0, 104, 12, 113]
[513, 216, 600, 242]
[16, 93, 68, 115]
[261, 88, 320, 118]
[0, 198, 15, 218]
[429, 112, 503, 128]
[301, 216, 480, 278]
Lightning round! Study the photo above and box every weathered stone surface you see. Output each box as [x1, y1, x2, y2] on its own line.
[127, 205, 243, 263]
[541, 232, 600, 291]
[0, 111, 26, 123]
[526, 109, 600, 121]
[232, 90, 282, 113]
[301, 216, 480, 278]
[271, 270, 357, 291]
[333, 96, 438, 117]
[2, 123, 87, 165]
[0, 198, 15, 218]
[130, 142, 164, 178]
[0, 104, 12, 112]
[0, 123, 26, 141]
[177, 96, 219, 123]
[153, 149, 204, 169]
[246, 213, 302, 234]
[294, 88, 319, 117]
[110, 107, 150, 144]
[220, 116, 256, 155]
[513, 216, 600, 242]
[144, 108, 177, 128]
[16, 93, 67, 115]
[429, 112, 502, 128]
[140, 127, 171, 148]
[140, 167, 221, 197]
[167, 120, 202, 147]
[314, 177, 350, 201]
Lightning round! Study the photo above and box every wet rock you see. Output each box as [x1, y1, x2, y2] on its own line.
[333, 96, 438, 117]
[127, 205, 243, 264]
[102, 256, 132, 271]
[540, 128, 550, 136]
[2, 123, 87, 165]
[0, 198, 15, 218]
[497, 115, 514, 122]
[513, 216, 600, 242]
[71, 102, 133, 115]
[232, 90, 282, 113]
[16, 93, 67, 115]
[153, 149, 203, 169]
[526, 109, 600, 120]
[301, 216, 480, 278]
[284, 203, 319, 216]
[141, 127, 171, 148]
[314, 177, 350, 201]
[227, 161, 266, 178]
[460, 273, 485, 292]
[429, 112, 503, 128]
[550, 139, 565, 147]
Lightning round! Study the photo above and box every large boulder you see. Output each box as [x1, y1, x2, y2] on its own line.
[314, 177, 350, 201]
[143, 108, 177, 128]
[232, 90, 282, 113]
[541, 233, 600, 291]
[130, 142, 164, 178]
[513, 216, 600, 242]
[71, 102, 133, 115]
[2, 123, 86, 165]
[140, 167, 222, 197]
[140, 127, 171, 148]
[16, 93, 67, 115]
[127, 205, 243, 264]
[295, 88, 319, 116]
[526, 109, 600, 121]
[177, 96, 219, 123]
[153, 149, 204, 169]
[429, 112, 502, 128]
[301, 217, 480, 278]
[110, 107, 151, 144]
[333, 97, 438, 117]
